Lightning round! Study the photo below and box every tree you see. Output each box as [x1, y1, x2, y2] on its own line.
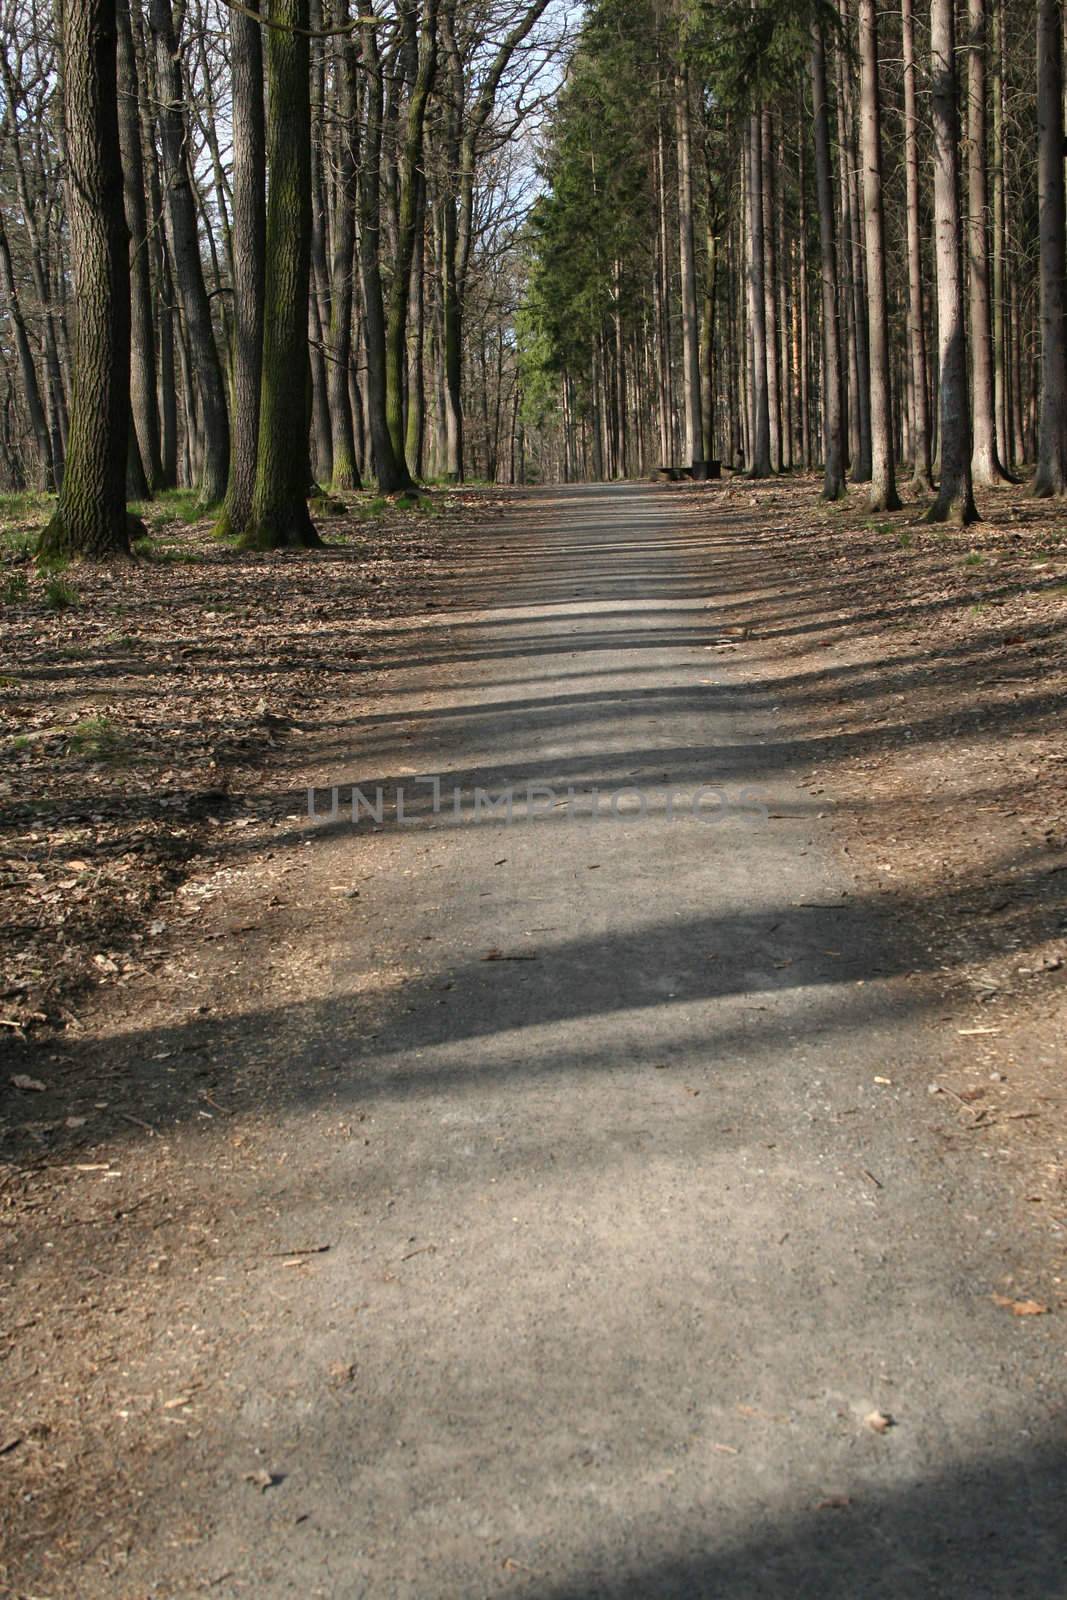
[675, 61, 703, 471]
[216, 0, 266, 538]
[116, 0, 162, 494]
[857, 0, 899, 509]
[746, 111, 772, 475]
[385, 0, 438, 482]
[38, 0, 137, 558]
[811, 17, 845, 498]
[927, 0, 977, 524]
[148, 0, 230, 508]
[967, 0, 1012, 483]
[1033, 0, 1067, 495]
[325, 0, 361, 491]
[244, 0, 322, 547]
[901, 0, 932, 492]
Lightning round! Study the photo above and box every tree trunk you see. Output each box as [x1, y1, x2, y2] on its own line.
[148, 0, 229, 506]
[245, 0, 321, 547]
[902, 0, 933, 491]
[405, 175, 427, 478]
[746, 113, 772, 476]
[991, 0, 1010, 468]
[1034, 0, 1067, 494]
[116, 0, 162, 494]
[761, 110, 782, 472]
[0, 214, 55, 489]
[858, 0, 900, 509]
[39, 0, 136, 558]
[359, 15, 405, 492]
[386, 0, 438, 483]
[675, 63, 702, 469]
[327, 0, 361, 491]
[811, 22, 845, 499]
[928, 0, 978, 522]
[967, 0, 1012, 482]
[217, 0, 265, 537]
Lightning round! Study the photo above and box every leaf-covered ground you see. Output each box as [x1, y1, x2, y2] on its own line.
[0, 489, 500, 1040]
[1, 475, 1065, 1592]
[683, 473, 1067, 1248]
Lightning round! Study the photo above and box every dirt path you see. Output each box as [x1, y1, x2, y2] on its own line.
[4, 482, 1065, 1597]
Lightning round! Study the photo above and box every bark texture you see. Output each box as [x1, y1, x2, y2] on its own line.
[39, 0, 135, 558]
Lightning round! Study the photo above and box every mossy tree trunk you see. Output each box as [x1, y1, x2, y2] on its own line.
[244, 0, 321, 549]
[39, 0, 134, 560]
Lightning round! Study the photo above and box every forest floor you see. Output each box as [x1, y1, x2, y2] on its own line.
[0, 475, 1065, 1596]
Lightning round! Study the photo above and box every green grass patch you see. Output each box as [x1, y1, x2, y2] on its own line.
[0, 490, 53, 525]
[1, 527, 37, 560]
[355, 496, 389, 519]
[130, 488, 202, 531]
[44, 573, 78, 610]
[65, 715, 128, 762]
[131, 534, 202, 565]
[1, 571, 29, 605]
[897, 529, 913, 549]
[964, 550, 983, 566]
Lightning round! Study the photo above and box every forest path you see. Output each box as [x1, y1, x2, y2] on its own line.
[84, 484, 1067, 1593]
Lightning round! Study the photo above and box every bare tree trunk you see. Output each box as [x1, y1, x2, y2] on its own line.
[746, 114, 772, 476]
[217, 0, 265, 536]
[858, 0, 900, 509]
[928, 0, 978, 522]
[967, 0, 1012, 482]
[116, 0, 162, 493]
[148, 0, 229, 506]
[246, 0, 321, 546]
[40, 0, 137, 557]
[1034, 0, 1067, 494]
[0, 214, 55, 488]
[359, 14, 405, 491]
[991, 0, 1010, 467]
[675, 63, 702, 470]
[654, 114, 673, 465]
[761, 110, 781, 472]
[902, 0, 933, 491]
[386, 0, 437, 484]
[811, 21, 845, 499]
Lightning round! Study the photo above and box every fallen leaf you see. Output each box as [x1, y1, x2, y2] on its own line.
[816, 1494, 851, 1510]
[992, 1294, 1050, 1317]
[163, 1395, 192, 1410]
[865, 1410, 894, 1434]
[10, 1074, 46, 1093]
